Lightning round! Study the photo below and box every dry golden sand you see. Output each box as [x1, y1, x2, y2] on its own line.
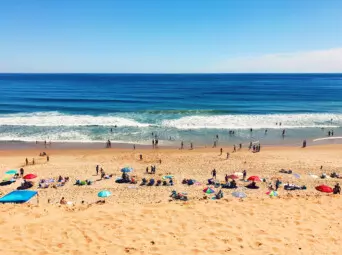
[0, 145, 341, 254]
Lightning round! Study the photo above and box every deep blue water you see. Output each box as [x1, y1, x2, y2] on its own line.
[0, 73, 342, 145]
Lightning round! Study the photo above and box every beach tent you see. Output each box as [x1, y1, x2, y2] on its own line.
[0, 190, 38, 203]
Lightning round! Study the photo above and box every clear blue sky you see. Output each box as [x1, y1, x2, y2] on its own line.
[1, 0, 342, 72]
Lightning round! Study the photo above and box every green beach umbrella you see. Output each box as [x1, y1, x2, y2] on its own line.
[5, 170, 17, 175]
[203, 187, 215, 194]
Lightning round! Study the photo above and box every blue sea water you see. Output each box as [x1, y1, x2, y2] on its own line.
[0, 73, 342, 146]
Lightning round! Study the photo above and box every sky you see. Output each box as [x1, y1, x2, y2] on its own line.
[1, 0, 342, 73]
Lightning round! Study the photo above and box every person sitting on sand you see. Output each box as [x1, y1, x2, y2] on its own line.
[333, 183, 341, 194]
[169, 178, 174, 186]
[230, 179, 237, 188]
[60, 197, 67, 205]
[58, 175, 63, 182]
[215, 189, 223, 199]
[320, 173, 327, 179]
[148, 178, 155, 186]
[20, 168, 24, 177]
[156, 180, 162, 186]
[140, 178, 147, 185]
[182, 179, 188, 184]
[208, 178, 215, 185]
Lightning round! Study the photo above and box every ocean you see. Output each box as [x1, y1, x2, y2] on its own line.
[1, 73, 342, 147]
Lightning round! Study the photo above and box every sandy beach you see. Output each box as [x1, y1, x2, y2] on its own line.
[0, 144, 341, 254]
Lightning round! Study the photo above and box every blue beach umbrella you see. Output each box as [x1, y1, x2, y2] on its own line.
[121, 167, 133, 173]
[5, 170, 17, 175]
[98, 190, 111, 198]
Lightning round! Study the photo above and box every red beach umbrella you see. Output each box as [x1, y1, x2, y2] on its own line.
[247, 176, 261, 182]
[227, 174, 239, 180]
[23, 174, 37, 180]
[315, 185, 333, 193]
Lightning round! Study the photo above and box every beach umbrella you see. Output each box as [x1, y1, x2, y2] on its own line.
[203, 187, 215, 194]
[266, 191, 278, 197]
[5, 170, 17, 175]
[293, 173, 300, 179]
[98, 190, 111, 198]
[247, 176, 261, 182]
[232, 191, 247, 198]
[315, 185, 333, 193]
[3, 174, 13, 181]
[227, 174, 239, 180]
[23, 174, 37, 180]
[121, 167, 133, 173]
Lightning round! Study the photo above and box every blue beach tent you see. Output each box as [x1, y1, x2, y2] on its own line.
[0, 190, 38, 203]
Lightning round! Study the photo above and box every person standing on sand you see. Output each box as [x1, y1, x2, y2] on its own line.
[226, 152, 230, 159]
[220, 148, 223, 155]
[233, 145, 236, 152]
[302, 140, 307, 148]
[181, 141, 184, 150]
[32, 158, 35, 165]
[133, 144, 136, 150]
[96, 165, 99, 175]
[243, 170, 247, 181]
[212, 169, 217, 179]
[239, 143, 242, 150]
[275, 179, 281, 191]
[47, 155, 49, 162]
[190, 142, 193, 150]
[25, 158, 28, 166]
[140, 154, 143, 160]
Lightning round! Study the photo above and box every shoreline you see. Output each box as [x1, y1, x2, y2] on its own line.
[0, 136, 341, 151]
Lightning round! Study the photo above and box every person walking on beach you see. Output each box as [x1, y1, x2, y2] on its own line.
[44, 140, 47, 148]
[47, 155, 49, 162]
[96, 165, 99, 175]
[213, 141, 217, 148]
[243, 170, 247, 181]
[152, 139, 155, 149]
[20, 168, 24, 177]
[233, 145, 236, 152]
[25, 158, 28, 166]
[133, 144, 136, 150]
[140, 154, 143, 160]
[239, 143, 242, 150]
[180, 141, 184, 150]
[155, 139, 158, 148]
[302, 140, 307, 148]
[331, 130, 334, 136]
[282, 129, 286, 137]
[190, 142, 193, 150]
[212, 169, 217, 179]
[32, 158, 35, 165]
[226, 152, 230, 159]
[220, 148, 223, 155]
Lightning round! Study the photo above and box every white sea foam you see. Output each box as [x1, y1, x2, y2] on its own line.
[161, 113, 342, 130]
[0, 112, 150, 127]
